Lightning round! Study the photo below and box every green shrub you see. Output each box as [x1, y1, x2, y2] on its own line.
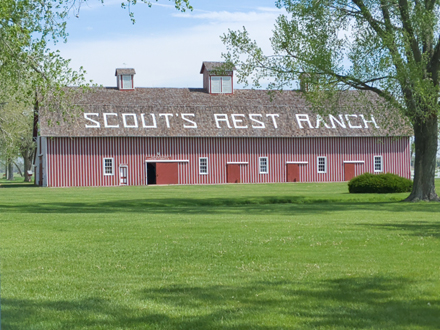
[348, 172, 413, 194]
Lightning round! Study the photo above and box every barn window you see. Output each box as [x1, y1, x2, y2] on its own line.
[211, 76, 232, 94]
[199, 157, 208, 175]
[259, 157, 268, 174]
[121, 75, 133, 89]
[103, 158, 114, 175]
[374, 156, 383, 172]
[317, 156, 327, 173]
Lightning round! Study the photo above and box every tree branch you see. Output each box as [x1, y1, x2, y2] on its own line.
[352, 0, 405, 74]
[13, 160, 23, 177]
[428, 36, 440, 84]
[331, 4, 402, 31]
[0, 33, 49, 81]
[277, 48, 399, 108]
[397, 0, 422, 63]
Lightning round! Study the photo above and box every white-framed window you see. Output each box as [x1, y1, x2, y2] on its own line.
[317, 156, 327, 173]
[259, 157, 268, 174]
[199, 157, 208, 175]
[103, 158, 114, 175]
[374, 155, 383, 172]
[121, 75, 133, 89]
[211, 76, 232, 94]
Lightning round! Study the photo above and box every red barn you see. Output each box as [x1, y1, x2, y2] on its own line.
[34, 62, 411, 187]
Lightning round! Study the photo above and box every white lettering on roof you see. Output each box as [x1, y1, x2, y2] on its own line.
[83, 113, 379, 130]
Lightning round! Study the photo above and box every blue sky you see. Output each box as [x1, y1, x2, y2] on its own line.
[55, 0, 283, 88]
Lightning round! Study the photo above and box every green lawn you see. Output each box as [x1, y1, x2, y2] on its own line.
[1, 181, 440, 329]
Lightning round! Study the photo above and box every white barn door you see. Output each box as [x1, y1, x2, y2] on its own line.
[119, 165, 128, 185]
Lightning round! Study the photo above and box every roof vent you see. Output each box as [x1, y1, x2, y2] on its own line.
[200, 62, 235, 94]
[115, 68, 136, 90]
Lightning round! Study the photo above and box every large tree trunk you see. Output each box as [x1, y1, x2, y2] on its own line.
[23, 149, 33, 182]
[405, 117, 440, 202]
[7, 160, 14, 181]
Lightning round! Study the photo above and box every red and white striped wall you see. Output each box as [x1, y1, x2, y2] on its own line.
[39, 136, 410, 187]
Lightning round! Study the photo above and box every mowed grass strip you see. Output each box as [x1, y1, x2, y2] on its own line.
[1, 181, 440, 329]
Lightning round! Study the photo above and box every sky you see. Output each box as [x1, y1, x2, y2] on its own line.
[54, 0, 283, 88]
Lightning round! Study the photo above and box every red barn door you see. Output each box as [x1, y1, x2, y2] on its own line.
[226, 164, 240, 183]
[286, 164, 300, 182]
[156, 162, 178, 185]
[344, 163, 355, 181]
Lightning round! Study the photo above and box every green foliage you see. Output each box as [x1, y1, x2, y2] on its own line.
[1, 182, 440, 329]
[0, 0, 89, 111]
[348, 172, 413, 194]
[0, 98, 35, 161]
[0, 0, 193, 105]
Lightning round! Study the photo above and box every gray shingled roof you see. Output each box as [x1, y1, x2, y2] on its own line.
[200, 62, 236, 74]
[115, 68, 136, 76]
[39, 87, 411, 138]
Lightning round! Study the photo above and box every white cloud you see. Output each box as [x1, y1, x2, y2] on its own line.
[151, 3, 182, 9]
[256, 7, 284, 12]
[172, 9, 282, 23]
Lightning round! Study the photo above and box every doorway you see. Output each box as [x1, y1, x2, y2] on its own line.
[286, 163, 300, 182]
[344, 163, 355, 181]
[38, 156, 43, 186]
[146, 162, 179, 185]
[147, 163, 157, 185]
[226, 164, 240, 183]
[119, 165, 128, 185]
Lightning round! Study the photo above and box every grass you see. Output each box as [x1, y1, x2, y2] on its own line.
[1, 180, 440, 329]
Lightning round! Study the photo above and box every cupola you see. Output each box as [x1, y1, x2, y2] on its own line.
[200, 62, 236, 94]
[115, 68, 136, 90]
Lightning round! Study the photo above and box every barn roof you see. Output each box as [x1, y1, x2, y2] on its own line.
[38, 87, 411, 138]
[115, 68, 136, 76]
[200, 62, 236, 74]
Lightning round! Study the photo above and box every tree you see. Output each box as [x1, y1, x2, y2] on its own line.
[222, 0, 440, 201]
[0, 89, 36, 182]
[0, 0, 192, 182]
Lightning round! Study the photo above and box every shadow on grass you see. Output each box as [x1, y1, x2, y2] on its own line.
[3, 276, 439, 329]
[360, 221, 440, 238]
[0, 182, 37, 188]
[0, 196, 439, 215]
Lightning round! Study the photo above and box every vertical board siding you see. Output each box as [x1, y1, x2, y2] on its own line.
[45, 136, 410, 187]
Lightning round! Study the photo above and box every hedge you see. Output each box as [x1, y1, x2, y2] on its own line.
[348, 173, 413, 193]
